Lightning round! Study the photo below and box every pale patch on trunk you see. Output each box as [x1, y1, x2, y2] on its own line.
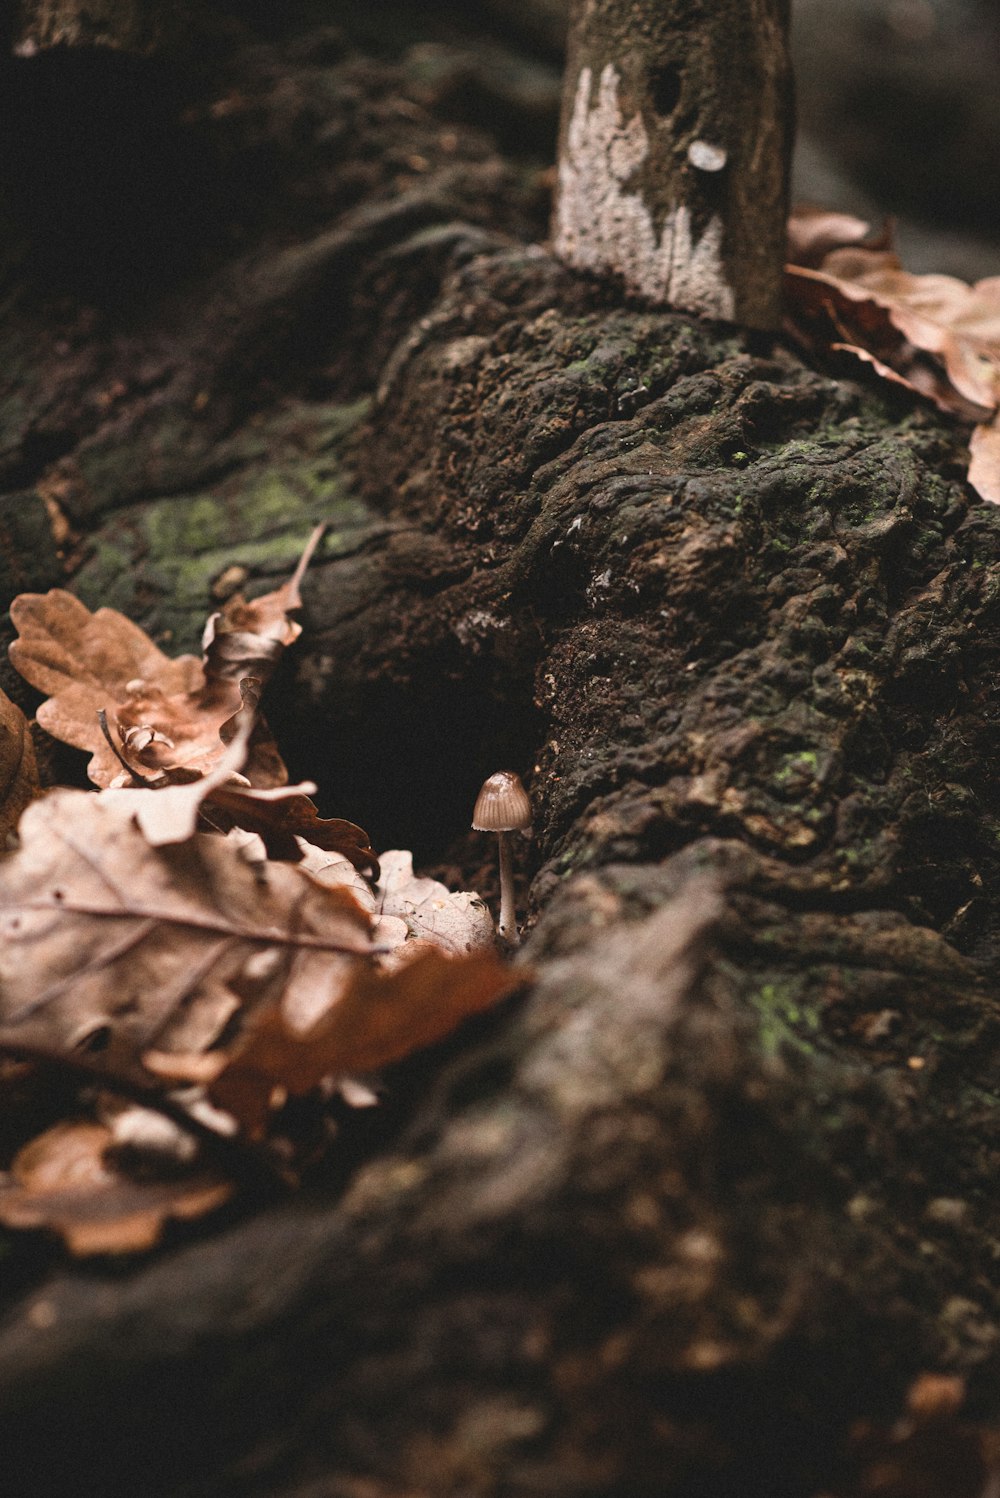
[554, 63, 736, 321]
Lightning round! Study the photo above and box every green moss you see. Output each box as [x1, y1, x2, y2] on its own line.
[748, 979, 822, 1059]
[142, 493, 232, 557]
[71, 398, 377, 649]
[75, 530, 140, 617]
[774, 749, 820, 788]
[0, 391, 29, 453]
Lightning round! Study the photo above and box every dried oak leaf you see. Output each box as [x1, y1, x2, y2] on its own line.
[969, 414, 1000, 507]
[8, 589, 243, 788]
[787, 250, 1000, 410]
[374, 849, 493, 954]
[210, 946, 524, 1137]
[104, 726, 378, 878]
[0, 789, 375, 1062]
[787, 270, 989, 422]
[8, 530, 325, 788]
[215, 675, 289, 790]
[205, 784, 379, 878]
[202, 523, 323, 684]
[786, 204, 884, 269]
[785, 231, 1000, 503]
[300, 846, 491, 952]
[0, 686, 40, 845]
[0, 1119, 232, 1255]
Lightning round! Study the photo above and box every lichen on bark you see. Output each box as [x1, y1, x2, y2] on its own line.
[556, 61, 734, 316]
[554, 0, 793, 327]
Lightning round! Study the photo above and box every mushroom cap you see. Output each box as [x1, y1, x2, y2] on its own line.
[472, 770, 532, 832]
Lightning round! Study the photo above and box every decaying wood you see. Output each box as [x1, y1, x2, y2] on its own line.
[10, 0, 183, 55]
[554, 0, 793, 326]
[1, 5, 1000, 1497]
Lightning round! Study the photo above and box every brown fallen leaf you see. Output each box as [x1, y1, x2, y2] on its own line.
[968, 415, 1000, 507]
[100, 712, 379, 877]
[210, 946, 524, 1136]
[300, 846, 492, 953]
[784, 261, 909, 373]
[215, 675, 288, 789]
[786, 204, 884, 269]
[0, 788, 375, 1061]
[783, 257, 977, 416]
[0, 1119, 232, 1255]
[8, 530, 326, 788]
[0, 686, 41, 845]
[8, 589, 243, 787]
[100, 716, 259, 841]
[202, 523, 323, 683]
[785, 214, 1000, 505]
[206, 784, 379, 878]
[788, 251, 1000, 410]
[374, 849, 494, 954]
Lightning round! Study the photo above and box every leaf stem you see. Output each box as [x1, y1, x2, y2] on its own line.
[96, 708, 159, 787]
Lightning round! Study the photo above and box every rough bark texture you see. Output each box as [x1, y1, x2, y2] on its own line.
[1, 6, 1000, 1498]
[8, 0, 184, 54]
[553, 0, 793, 326]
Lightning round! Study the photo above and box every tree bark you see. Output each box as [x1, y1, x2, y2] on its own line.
[553, 0, 793, 326]
[9, 0, 183, 54]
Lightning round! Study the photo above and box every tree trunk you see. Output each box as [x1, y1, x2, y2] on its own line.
[553, 0, 793, 326]
[1, 7, 999, 1498]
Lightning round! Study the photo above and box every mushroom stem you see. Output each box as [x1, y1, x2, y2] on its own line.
[471, 770, 531, 945]
[497, 831, 517, 942]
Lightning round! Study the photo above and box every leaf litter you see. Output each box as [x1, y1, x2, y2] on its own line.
[785, 208, 1000, 504]
[0, 534, 524, 1254]
[8, 524, 327, 791]
[0, 688, 41, 847]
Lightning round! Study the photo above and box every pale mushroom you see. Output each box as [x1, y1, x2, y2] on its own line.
[471, 770, 532, 943]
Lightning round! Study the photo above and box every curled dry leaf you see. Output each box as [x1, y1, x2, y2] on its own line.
[210, 946, 525, 1137]
[206, 784, 379, 878]
[788, 250, 1000, 411]
[786, 204, 882, 269]
[8, 527, 326, 788]
[785, 213, 1000, 505]
[103, 716, 379, 877]
[8, 589, 243, 787]
[101, 720, 258, 844]
[0, 789, 375, 1061]
[969, 416, 1000, 508]
[125, 770, 379, 878]
[0, 1119, 232, 1255]
[300, 846, 491, 951]
[0, 686, 40, 845]
[215, 676, 288, 790]
[375, 849, 494, 954]
[202, 523, 323, 682]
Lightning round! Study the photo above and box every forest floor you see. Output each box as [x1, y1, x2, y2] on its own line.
[1, 5, 1000, 1497]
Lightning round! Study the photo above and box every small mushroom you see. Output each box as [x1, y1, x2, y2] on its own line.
[472, 771, 532, 943]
